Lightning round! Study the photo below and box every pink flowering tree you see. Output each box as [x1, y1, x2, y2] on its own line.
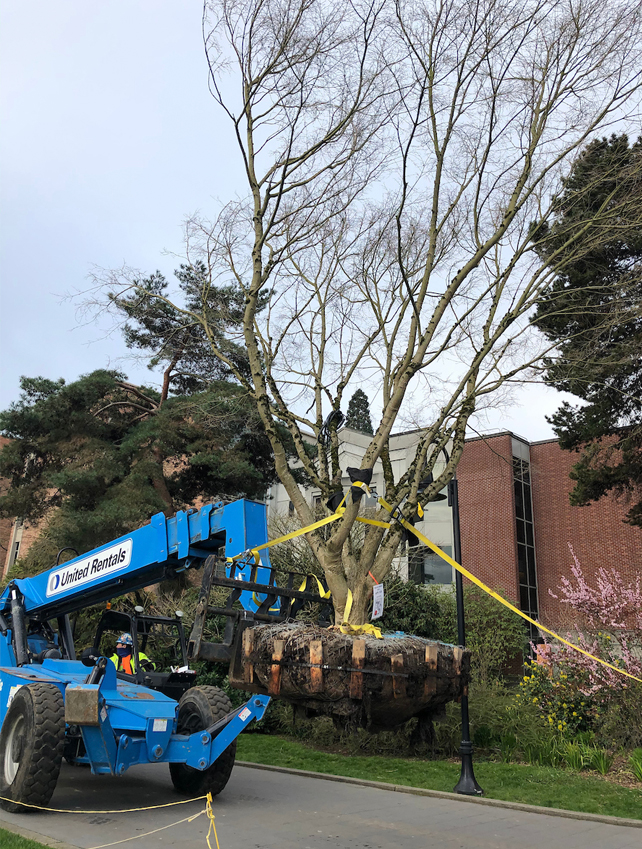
[548, 545, 642, 700]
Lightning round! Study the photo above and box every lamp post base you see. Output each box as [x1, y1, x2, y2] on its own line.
[453, 741, 484, 796]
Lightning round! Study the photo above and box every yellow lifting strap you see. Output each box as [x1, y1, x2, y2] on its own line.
[333, 588, 382, 638]
[225, 498, 343, 605]
[226, 494, 349, 570]
[351, 482, 641, 684]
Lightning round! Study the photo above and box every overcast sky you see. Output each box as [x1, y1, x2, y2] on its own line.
[1, 1, 574, 442]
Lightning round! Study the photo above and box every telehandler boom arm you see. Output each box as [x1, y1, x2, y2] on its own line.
[0, 499, 273, 621]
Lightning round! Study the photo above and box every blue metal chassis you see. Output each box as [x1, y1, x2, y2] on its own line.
[0, 655, 270, 776]
[0, 499, 275, 777]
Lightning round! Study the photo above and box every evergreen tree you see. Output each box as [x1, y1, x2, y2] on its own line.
[345, 389, 373, 434]
[0, 370, 275, 573]
[110, 261, 262, 401]
[533, 135, 642, 526]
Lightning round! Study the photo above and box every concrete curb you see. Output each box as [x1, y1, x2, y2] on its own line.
[237, 760, 642, 830]
[0, 817, 80, 849]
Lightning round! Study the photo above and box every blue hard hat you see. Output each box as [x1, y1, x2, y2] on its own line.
[117, 633, 133, 646]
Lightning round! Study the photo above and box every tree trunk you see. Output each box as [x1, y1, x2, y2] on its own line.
[151, 447, 174, 517]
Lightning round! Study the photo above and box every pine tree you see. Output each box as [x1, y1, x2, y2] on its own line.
[0, 371, 275, 573]
[345, 389, 373, 434]
[533, 134, 642, 526]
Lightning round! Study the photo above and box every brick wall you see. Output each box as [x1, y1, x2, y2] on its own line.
[456, 432, 642, 630]
[530, 439, 642, 628]
[457, 434, 520, 603]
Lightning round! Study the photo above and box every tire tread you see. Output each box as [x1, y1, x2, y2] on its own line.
[0, 683, 65, 812]
[169, 685, 236, 797]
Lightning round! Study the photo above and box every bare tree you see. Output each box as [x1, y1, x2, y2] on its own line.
[93, 0, 642, 623]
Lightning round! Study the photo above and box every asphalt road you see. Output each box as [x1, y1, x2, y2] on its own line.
[0, 761, 640, 849]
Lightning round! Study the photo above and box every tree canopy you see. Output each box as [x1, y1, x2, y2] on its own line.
[533, 135, 642, 526]
[105, 260, 265, 400]
[91, 0, 642, 623]
[0, 370, 275, 573]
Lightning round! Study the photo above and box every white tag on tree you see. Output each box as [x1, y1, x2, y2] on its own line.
[372, 583, 384, 620]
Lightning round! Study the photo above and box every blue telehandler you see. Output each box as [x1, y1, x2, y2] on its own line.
[0, 499, 328, 812]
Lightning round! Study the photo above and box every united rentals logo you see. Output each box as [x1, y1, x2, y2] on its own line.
[46, 539, 133, 597]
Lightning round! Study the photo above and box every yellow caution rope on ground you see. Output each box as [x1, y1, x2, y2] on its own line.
[87, 809, 206, 849]
[205, 791, 222, 849]
[0, 793, 215, 849]
[0, 794, 207, 813]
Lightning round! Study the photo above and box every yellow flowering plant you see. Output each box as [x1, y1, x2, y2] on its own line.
[516, 660, 594, 736]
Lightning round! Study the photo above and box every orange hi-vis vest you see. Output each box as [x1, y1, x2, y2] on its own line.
[109, 651, 150, 674]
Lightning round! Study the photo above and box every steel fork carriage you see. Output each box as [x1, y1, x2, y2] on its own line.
[187, 553, 333, 679]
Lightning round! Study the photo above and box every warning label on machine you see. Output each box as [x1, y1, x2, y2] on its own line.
[46, 539, 133, 597]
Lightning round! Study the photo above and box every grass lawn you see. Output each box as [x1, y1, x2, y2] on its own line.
[0, 828, 50, 849]
[237, 734, 642, 821]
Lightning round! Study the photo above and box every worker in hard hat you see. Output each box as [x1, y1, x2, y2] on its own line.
[110, 633, 154, 674]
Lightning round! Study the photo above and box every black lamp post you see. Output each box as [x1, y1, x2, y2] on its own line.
[448, 475, 483, 796]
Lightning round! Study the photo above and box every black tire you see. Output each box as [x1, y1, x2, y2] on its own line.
[0, 682, 65, 813]
[169, 685, 236, 797]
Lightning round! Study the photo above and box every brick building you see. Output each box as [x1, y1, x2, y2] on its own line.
[457, 432, 641, 629]
[0, 437, 13, 573]
[0, 436, 46, 578]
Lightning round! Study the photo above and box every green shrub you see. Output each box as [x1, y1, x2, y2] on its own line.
[472, 724, 494, 749]
[463, 587, 526, 683]
[379, 580, 525, 684]
[593, 684, 642, 752]
[500, 733, 518, 763]
[629, 749, 642, 782]
[377, 577, 454, 641]
[436, 679, 553, 758]
[562, 741, 586, 771]
[523, 738, 565, 768]
[588, 748, 613, 775]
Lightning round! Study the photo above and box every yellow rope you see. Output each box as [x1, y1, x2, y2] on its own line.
[226, 498, 348, 565]
[0, 793, 206, 813]
[205, 792, 221, 849]
[0, 794, 216, 848]
[87, 809, 206, 848]
[367, 485, 642, 684]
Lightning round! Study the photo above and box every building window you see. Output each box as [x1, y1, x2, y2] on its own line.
[408, 545, 454, 585]
[514, 457, 539, 638]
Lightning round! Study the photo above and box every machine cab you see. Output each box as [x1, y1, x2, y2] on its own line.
[91, 607, 196, 700]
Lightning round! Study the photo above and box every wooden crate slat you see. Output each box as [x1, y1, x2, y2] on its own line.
[349, 639, 366, 699]
[391, 653, 405, 698]
[268, 639, 285, 695]
[309, 640, 324, 693]
[242, 628, 255, 685]
[424, 643, 439, 697]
